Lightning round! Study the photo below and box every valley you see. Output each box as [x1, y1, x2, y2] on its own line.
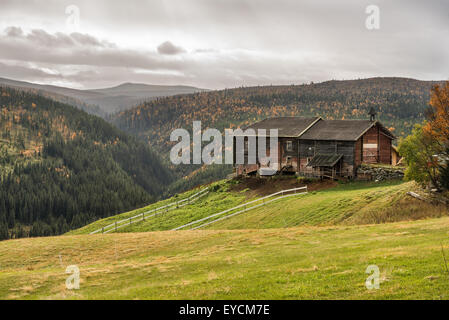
[1, 78, 448, 300]
[0, 77, 445, 238]
[0, 86, 173, 238]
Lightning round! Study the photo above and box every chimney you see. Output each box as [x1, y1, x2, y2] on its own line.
[368, 107, 377, 122]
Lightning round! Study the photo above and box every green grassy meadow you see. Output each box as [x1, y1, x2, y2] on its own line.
[1, 217, 449, 299]
[2, 177, 448, 299]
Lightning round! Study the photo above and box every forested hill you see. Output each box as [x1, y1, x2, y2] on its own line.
[112, 77, 440, 159]
[0, 86, 174, 239]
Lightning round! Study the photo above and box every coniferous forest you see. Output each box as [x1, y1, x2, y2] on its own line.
[0, 86, 173, 239]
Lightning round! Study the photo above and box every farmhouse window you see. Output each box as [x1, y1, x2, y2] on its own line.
[286, 140, 293, 151]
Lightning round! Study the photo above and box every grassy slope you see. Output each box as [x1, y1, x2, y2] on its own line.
[1, 217, 449, 299]
[72, 179, 447, 234]
[205, 180, 439, 229]
[68, 181, 247, 235]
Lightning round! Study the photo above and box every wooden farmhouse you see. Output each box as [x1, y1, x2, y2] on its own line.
[233, 111, 396, 179]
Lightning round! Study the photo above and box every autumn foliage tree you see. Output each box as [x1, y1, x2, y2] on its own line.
[425, 82, 449, 190]
[424, 82, 449, 148]
[399, 124, 441, 188]
[400, 81, 449, 190]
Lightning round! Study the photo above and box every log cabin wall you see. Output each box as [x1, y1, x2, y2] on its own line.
[361, 126, 379, 163]
[360, 123, 392, 165]
[354, 137, 363, 166]
[234, 135, 283, 174]
[379, 131, 392, 164]
[298, 140, 315, 175]
[298, 140, 356, 177]
[279, 137, 299, 172]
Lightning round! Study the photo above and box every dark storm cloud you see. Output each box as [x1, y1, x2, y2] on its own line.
[0, 0, 447, 89]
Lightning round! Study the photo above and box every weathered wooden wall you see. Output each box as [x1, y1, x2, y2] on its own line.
[279, 137, 299, 171]
[298, 140, 355, 177]
[354, 138, 362, 167]
[360, 124, 392, 165]
[379, 132, 392, 164]
[362, 126, 379, 163]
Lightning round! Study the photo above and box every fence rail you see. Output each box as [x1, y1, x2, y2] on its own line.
[172, 186, 307, 231]
[90, 188, 209, 235]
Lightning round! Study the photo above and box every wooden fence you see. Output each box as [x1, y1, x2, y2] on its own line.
[172, 186, 308, 231]
[90, 188, 209, 234]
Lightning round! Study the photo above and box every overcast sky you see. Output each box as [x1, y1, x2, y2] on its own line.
[0, 0, 448, 90]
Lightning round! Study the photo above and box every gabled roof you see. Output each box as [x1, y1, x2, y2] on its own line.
[300, 119, 395, 141]
[242, 116, 321, 137]
[307, 154, 343, 167]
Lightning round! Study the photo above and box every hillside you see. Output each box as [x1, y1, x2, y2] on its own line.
[71, 178, 448, 235]
[0, 77, 205, 115]
[0, 86, 174, 239]
[89, 82, 207, 113]
[2, 217, 449, 299]
[0, 78, 105, 116]
[111, 77, 441, 187]
[113, 77, 439, 154]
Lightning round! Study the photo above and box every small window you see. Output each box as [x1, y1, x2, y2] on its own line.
[286, 140, 293, 151]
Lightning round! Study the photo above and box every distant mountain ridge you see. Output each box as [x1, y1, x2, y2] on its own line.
[0, 77, 206, 115]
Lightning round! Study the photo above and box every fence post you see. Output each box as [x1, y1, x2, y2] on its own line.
[102, 227, 104, 234]
[129, 217, 132, 225]
[142, 212, 145, 221]
[115, 222, 117, 231]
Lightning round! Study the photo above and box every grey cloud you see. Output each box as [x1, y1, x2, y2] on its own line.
[5, 26, 23, 37]
[0, 28, 187, 71]
[0, 62, 61, 80]
[3, 27, 114, 49]
[28, 29, 75, 47]
[157, 41, 186, 55]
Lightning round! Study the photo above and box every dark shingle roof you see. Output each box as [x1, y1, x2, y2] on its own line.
[243, 117, 320, 137]
[307, 154, 343, 167]
[300, 119, 379, 141]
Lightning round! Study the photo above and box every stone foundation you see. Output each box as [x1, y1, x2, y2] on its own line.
[356, 164, 405, 181]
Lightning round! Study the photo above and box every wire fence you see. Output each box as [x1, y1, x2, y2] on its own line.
[90, 188, 210, 234]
